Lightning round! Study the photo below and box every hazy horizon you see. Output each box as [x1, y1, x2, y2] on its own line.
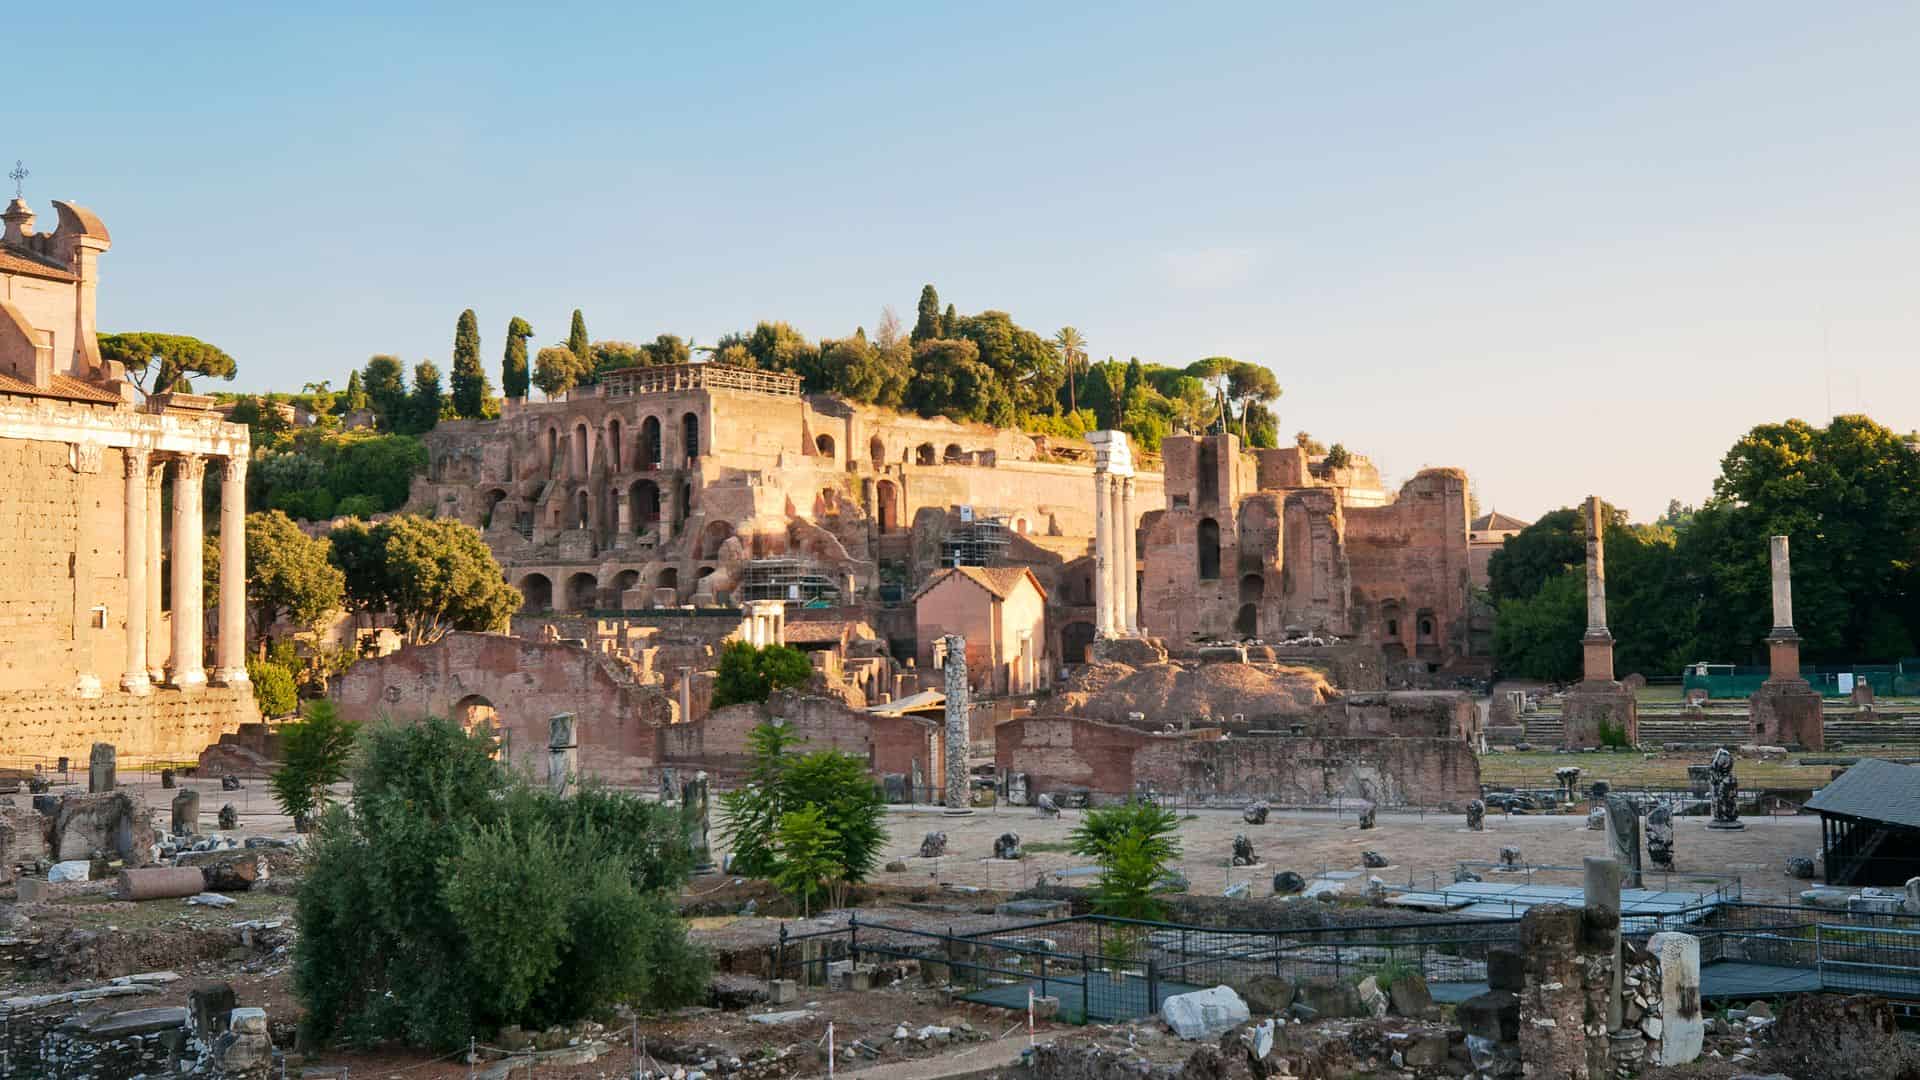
[14, 2, 1920, 523]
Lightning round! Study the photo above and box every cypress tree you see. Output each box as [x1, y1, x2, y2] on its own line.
[502, 316, 532, 399]
[941, 303, 957, 337]
[912, 285, 941, 342]
[407, 360, 445, 434]
[343, 370, 368, 412]
[568, 310, 590, 366]
[450, 309, 489, 418]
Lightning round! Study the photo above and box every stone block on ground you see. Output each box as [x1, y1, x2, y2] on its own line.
[1456, 990, 1520, 1043]
[1160, 985, 1249, 1040]
[49, 859, 90, 883]
[1356, 975, 1389, 1018]
[768, 978, 797, 1004]
[1388, 972, 1436, 1018]
[1232, 974, 1296, 1015]
[1296, 977, 1365, 1019]
[1647, 931, 1704, 1066]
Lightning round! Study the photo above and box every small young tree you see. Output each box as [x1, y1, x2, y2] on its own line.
[718, 722, 887, 895]
[246, 658, 297, 717]
[1070, 800, 1183, 924]
[269, 700, 360, 829]
[717, 721, 800, 876]
[771, 805, 844, 916]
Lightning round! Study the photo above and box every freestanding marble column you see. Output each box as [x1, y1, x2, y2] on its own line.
[1561, 495, 1637, 748]
[215, 456, 249, 686]
[942, 634, 971, 814]
[1121, 476, 1139, 633]
[1092, 472, 1113, 635]
[121, 448, 152, 695]
[548, 712, 577, 795]
[146, 460, 166, 682]
[1749, 534, 1823, 748]
[169, 455, 207, 689]
[1107, 472, 1127, 633]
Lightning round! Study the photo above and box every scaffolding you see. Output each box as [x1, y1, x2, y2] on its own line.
[941, 517, 1011, 567]
[739, 558, 842, 604]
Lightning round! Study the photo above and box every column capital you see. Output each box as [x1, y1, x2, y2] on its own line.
[123, 446, 150, 476]
[222, 454, 248, 481]
[177, 454, 207, 482]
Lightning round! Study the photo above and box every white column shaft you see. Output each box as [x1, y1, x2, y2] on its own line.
[1093, 472, 1113, 635]
[216, 458, 249, 684]
[1769, 534, 1794, 631]
[170, 456, 207, 688]
[146, 464, 166, 680]
[1120, 477, 1138, 634]
[121, 449, 151, 694]
[1584, 495, 1608, 632]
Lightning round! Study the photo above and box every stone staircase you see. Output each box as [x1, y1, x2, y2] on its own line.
[1514, 709, 1920, 750]
[1636, 715, 1752, 749]
[1822, 716, 1920, 749]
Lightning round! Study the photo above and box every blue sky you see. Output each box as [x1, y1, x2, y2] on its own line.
[14, 2, 1920, 521]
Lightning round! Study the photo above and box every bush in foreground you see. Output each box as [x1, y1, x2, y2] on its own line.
[294, 717, 707, 1049]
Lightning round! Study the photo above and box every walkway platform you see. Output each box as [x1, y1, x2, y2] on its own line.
[1388, 878, 1725, 930]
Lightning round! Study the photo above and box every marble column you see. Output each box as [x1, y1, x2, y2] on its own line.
[1092, 473, 1113, 636]
[169, 455, 207, 689]
[146, 460, 166, 681]
[1106, 473, 1125, 636]
[1581, 494, 1614, 683]
[121, 448, 152, 695]
[215, 456, 249, 685]
[1121, 476, 1138, 634]
[942, 634, 971, 813]
[1770, 535, 1794, 634]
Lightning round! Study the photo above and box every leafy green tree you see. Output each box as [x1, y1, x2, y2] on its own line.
[771, 806, 843, 916]
[247, 658, 298, 717]
[907, 337, 1006, 423]
[1491, 570, 1585, 681]
[405, 360, 445, 434]
[952, 310, 1062, 416]
[269, 700, 360, 828]
[303, 381, 338, 419]
[325, 434, 428, 513]
[360, 355, 408, 426]
[533, 345, 584, 399]
[246, 510, 346, 639]
[642, 334, 691, 367]
[568, 309, 590, 367]
[328, 518, 395, 619]
[717, 721, 800, 875]
[912, 284, 942, 342]
[586, 339, 644, 381]
[710, 641, 814, 708]
[502, 316, 532, 400]
[342, 370, 369, 412]
[1069, 800, 1183, 923]
[1226, 361, 1281, 441]
[1324, 443, 1353, 469]
[294, 717, 707, 1049]
[99, 332, 238, 397]
[369, 515, 521, 644]
[941, 303, 957, 337]
[1486, 508, 1586, 602]
[227, 395, 295, 452]
[450, 309, 491, 418]
[717, 721, 886, 895]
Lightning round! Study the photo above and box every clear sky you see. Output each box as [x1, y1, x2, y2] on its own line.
[14, 2, 1920, 522]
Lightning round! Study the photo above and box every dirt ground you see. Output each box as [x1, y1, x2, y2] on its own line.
[850, 802, 1821, 904]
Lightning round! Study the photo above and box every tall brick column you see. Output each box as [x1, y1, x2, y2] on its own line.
[1562, 495, 1637, 747]
[121, 448, 152, 695]
[215, 456, 249, 686]
[146, 459, 166, 681]
[1749, 534, 1823, 748]
[169, 455, 207, 689]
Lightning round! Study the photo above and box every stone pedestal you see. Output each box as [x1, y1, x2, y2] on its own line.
[88, 742, 117, 793]
[1645, 932, 1704, 1066]
[170, 789, 201, 836]
[1560, 682, 1638, 749]
[942, 634, 972, 815]
[1749, 676, 1824, 750]
[547, 712, 578, 796]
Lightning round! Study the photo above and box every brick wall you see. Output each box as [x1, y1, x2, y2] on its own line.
[657, 690, 936, 782]
[0, 686, 258, 767]
[0, 438, 125, 692]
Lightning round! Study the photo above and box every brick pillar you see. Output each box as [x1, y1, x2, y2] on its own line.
[121, 448, 152, 695]
[169, 455, 207, 689]
[214, 456, 249, 685]
[146, 459, 166, 681]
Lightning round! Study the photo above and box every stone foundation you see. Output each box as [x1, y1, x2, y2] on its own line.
[1560, 681, 1637, 748]
[1749, 678, 1823, 750]
[0, 686, 258, 768]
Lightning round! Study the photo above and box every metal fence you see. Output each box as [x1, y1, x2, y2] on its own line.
[1682, 660, 1920, 700]
[770, 912, 1522, 1023]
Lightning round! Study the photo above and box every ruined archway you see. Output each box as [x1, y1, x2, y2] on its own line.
[1233, 604, 1258, 638]
[574, 489, 591, 529]
[944, 443, 963, 464]
[606, 419, 623, 472]
[572, 422, 591, 479]
[682, 412, 701, 459]
[1062, 621, 1097, 664]
[698, 520, 736, 560]
[1197, 518, 1221, 581]
[519, 573, 553, 612]
[1239, 573, 1264, 603]
[565, 572, 598, 612]
[545, 427, 558, 473]
[815, 434, 835, 460]
[453, 693, 497, 735]
[869, 436, 885, 469]
[876, 479, 899, 534]
[640, 415, 662, 468]
[629, 479, 662, 530]
[915, 443, 936, 466]
[656, 567, 680, 598]
[481, 488, 509, 528]
[611, 569, 640, 606]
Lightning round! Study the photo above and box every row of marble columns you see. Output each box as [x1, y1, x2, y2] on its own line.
[120, 450, 248, 694]
[1093, 472, 1139, 637]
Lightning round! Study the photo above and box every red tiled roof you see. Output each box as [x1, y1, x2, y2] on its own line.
[1472, 511, 1530, 532]
[785, 620, 878, 645]
[0, 245, 77, 282]
[0, 371, 123, 405]
[912, 565, 1047, 603]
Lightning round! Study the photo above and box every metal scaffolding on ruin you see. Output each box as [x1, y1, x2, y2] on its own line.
[739, 558, 841, 604]
[940, 518, 1010, 567]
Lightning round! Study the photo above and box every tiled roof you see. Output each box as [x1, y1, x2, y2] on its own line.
[912, 565, 1047, 602]
[0, 371, 123, 405]
[1472, 511, 1530, 532]
[1807, 758, 1920, 830]
[0, 245, 77, 282]
[785, 620, 878, 645]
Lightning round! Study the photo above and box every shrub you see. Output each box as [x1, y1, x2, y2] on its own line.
[294, 717, 707, 1049]
[710, 641, 815, 708]
[1598, 719, 1631, 749]
[770, 805, 843, 916]
[247, 659, 298, 717]
[269, 701, 359, 827]
[719, 721, 887, 897]
[1071, 799, 1183, 923]
[335, 494, 378, 519]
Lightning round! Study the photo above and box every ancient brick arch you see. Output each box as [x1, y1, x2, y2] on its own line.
[330, 632, 670, 786]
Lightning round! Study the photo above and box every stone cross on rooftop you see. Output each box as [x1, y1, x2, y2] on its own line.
[8, 161, 25, 199]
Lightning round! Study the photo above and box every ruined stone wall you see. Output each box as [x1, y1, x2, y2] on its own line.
[0, 686, 258, 767]
[657, 690, 935, 781]
[1321, 690, 1478, 742]
[993, 713, 1480, 805]
[328, 632, 671, 786]
[1343, 468, 1472, 662]
[0, 437, 127, 692]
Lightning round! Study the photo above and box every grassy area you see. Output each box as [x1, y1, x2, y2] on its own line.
[48, 888, 295, 931]
[1478, 750, 1837, 789]
[1022, 841, 1077, 854]
[1633, 684, 1686, 703]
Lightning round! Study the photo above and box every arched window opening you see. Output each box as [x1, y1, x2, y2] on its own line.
[682, 412, 700, 460]
[640, 416, 662, 468]
[815, 434, 835, 459]
[915, 443, 935, 466]
[572, 422, 590, 479]
[565, 572, 598, 611]
[574, 489, 590, 529]
[1197, 518, 1221, 580]
[869, 436, 885, 469]
[520, 573, 553, 612]
[876, 480, 898, 533]
[944, 444, 963, 464]
[630, 480, 661, 530]
[1239, 573, 1264, 604]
